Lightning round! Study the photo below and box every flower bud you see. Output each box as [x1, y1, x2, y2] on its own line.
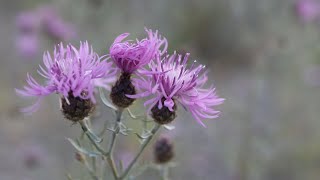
[154, 137, 174, 164]
[61, 92, 95, 122]
[75, 152, 86, 164]
[110, 72, 136, 108]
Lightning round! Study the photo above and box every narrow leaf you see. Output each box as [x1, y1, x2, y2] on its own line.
[99, 88, 117, 110]
[67, 138, 101, 157]
[163, 124, 175, 131]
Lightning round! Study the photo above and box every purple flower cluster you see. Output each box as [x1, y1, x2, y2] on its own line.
[16, 42, 116, 113]
[17, 28, 223, 126]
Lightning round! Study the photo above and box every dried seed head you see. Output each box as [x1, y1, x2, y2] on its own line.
[154, 137, 174, 164]
[110, 72, 136, 108]
[151, 98, 176, 124]
[61, 92, 95, 122]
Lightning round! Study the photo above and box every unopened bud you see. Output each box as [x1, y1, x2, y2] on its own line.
[75, 152, 86, 164]
[154, 137, 174, 164]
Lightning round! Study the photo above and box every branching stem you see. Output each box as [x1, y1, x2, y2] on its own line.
[119, 124, 161, 180]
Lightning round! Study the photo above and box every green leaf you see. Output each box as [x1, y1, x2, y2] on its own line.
[99, 87, 117, 110]
[163, 124, 175, 131]
[84, 120, 102, 143]
[67, 138, 101, 157]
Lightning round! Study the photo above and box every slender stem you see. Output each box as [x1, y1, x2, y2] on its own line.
[160, 165, 169, 180]
[91, 155, 97, 174]
[80, 120, 119, 179]
[106, 155, 119, 180]
[104, 109, 123, 179]
[119, 124, 161, 180]
[79, 121, 108, 156]
[84, 159, 99, 180]
[107, 109, 123, 154]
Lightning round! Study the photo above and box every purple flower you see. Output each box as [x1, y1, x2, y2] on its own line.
[16, 41, 117, 113]
[39, 6, 76, 41]
[16, 11, 40, 33]
[109, 28, 168, 74]
[130, 53, 224, 127]
[16, 34, 39, 59]
[295, 0, 320, 22]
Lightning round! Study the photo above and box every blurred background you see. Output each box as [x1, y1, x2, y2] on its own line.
[1, 0, 320, 179]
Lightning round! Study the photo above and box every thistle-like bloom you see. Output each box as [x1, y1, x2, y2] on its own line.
[130, 53, 224, 126]
[16, 41, 117, 113]
[109, 28, 168, 74]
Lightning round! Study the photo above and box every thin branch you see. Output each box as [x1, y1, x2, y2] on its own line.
[119, 124, 161, 180]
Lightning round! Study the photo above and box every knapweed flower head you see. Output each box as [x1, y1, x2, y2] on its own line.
[131, 53, 224, 126]
[109, 28, 168, 74]
[16, 41, 117, 117]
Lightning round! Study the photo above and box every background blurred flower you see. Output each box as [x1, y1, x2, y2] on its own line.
[39, 6, 76, 41]
[16, 11, 40, 34]
[295, 0, 320, 22]
[15, 34, 39, 59]
[15, 143, 48, 170]
[14, 4, 76, 59]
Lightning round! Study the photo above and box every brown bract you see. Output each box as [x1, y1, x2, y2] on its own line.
[61, 91, 95, 122]
[151, 98, 177, 125]
[110, 72, 136, 108]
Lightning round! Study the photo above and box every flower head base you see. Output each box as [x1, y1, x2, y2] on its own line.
[110, 28, 168, 74]
[16, 41, 117, 116]
[130, 53, 224, 126]
[151, 98, 177, 124]
[110, 72, 136, 108]
[61, 92, 95, 122]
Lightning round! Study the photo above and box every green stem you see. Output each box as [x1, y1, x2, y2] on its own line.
[106, 155, 119, 180]
[107, 109, 123, 154]
[119, 124, 161, 180]
[105, 109, 123, 179]
[160, 165, 169, 180]
[79, 121, 108, 156]
[80, 119, 120, 180]
[84, 159, 99, 180]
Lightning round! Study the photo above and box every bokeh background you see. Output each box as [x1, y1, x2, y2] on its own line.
[1, 0, 320, 179]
